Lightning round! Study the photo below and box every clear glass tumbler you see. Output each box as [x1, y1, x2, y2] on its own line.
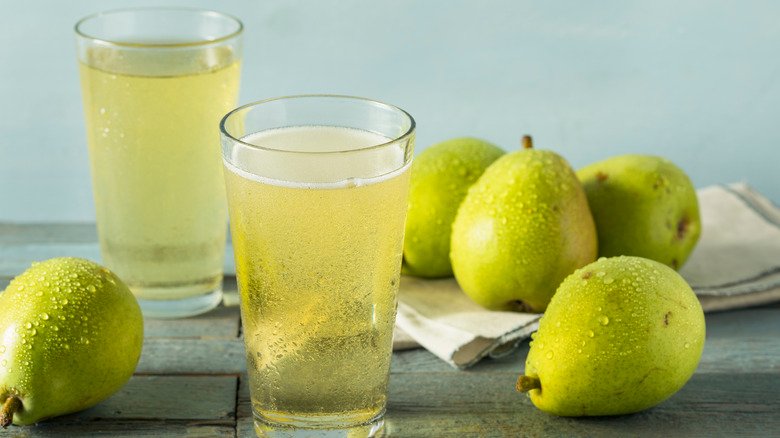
[75, 8, 243, 318]
[221, 95, 415, 436]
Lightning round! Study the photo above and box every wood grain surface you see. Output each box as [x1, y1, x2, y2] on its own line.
[1, 223, 779, 437]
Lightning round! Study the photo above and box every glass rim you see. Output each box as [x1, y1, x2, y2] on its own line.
[74, 7, 244, 48]
[220, 94, 417, 156]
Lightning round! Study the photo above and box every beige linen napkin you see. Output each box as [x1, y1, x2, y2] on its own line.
[394, 183, 780, 368]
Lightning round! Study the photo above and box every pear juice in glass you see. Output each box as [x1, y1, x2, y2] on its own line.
[76, 9, 242, 317]
[221, 96, 414, 435]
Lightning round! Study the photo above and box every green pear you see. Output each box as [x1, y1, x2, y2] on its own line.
[0, 257, 143, 426]
[451, 137, 597, 312]
[578, 155, 701, 270]
[517, 256, 705, 416]
[403, 137, 504, 277]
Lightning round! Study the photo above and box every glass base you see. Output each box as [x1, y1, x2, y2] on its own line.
[137, 288, 223, 319]
[254, 411, 385, 437]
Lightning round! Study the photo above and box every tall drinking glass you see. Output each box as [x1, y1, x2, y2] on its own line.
[75, 8, 243, 318]
[221, 95, 415, 436]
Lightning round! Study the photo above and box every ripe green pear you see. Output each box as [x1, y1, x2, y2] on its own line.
[451, 137, 597, 312]
[578, 155, 701, 270]
[0, 258, 143, 426]
[517, 256, 705, 416]
[403, 137, 504, 277]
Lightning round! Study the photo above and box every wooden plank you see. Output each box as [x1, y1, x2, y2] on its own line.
[2, 377, 237, 434]
[0, 242, 100, 277]
[387, 372, 780, 414]
[697, 337, 780, 373]
[383, 372, 780, 437]
[236, 417, 255, 438]
[0, 222, 97, 245]
[385, 410, 776, 437]
[0, 222, 237, 279]
[390, 347, 518, 374]
[704, 307, 780, 338]
[144, 305, 240, 339]
[137, 338, 246, 375]
[238, 373, 251, 401]
[236, 370, 780, 437]
[4, 422, 234, 437]
[63, 375, 238, 421]
[236, 374, 255, 438]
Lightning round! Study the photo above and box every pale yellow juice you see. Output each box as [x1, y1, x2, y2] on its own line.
[79, 46, 240, 299]
[224, 126, 410, 426]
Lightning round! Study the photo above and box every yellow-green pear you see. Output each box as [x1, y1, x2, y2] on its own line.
[403, 137, 504, 277]
[451, 137, 597, 312]
[578, 155, 701, 270]
[0, 258, 143, 426]
[517, 256, 705, 416]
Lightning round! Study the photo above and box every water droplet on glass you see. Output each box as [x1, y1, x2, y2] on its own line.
[40, 313, 49, 320]
[17, 285, 24, 291]
[87, 285, 96, 292]
[25, 322, 32, 329]
[684, 342, 691, 349]
[545, 351, 554, 359]
[588, 330, 595, 338]
[599, 316, 610, 326]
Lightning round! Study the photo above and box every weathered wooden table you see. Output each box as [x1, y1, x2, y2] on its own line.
[1, 224, 779, 437]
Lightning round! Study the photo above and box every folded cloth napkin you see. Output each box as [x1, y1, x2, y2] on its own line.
[394, 183, 780, 368]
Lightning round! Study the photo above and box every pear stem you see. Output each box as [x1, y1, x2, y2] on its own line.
[0, 396, 21, 428]
[522, 135, 533, 149]
[516, 375, 541, 393]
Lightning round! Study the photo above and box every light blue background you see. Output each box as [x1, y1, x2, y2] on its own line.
[1, 0, 778, 221]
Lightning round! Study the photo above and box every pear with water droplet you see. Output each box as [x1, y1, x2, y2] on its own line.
[516, 256, 705, 416]
[403, 137, 504, 277]
[450, 136, 597, 311]
[577, 155, 701, 270]
[0, 257, 143, 426]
